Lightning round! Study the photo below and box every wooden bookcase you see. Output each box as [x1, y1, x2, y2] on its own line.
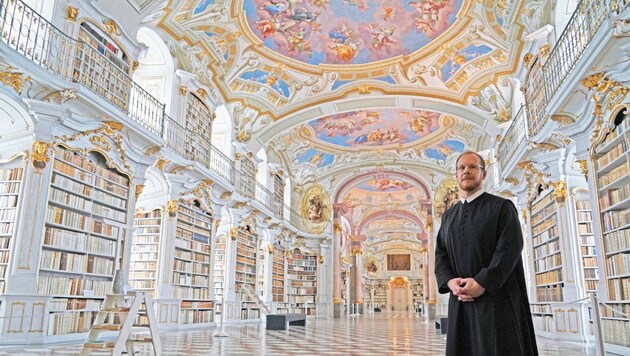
[0, 164, 23, 294]
[592, 114, 630, 348]
[287, 251, 317, 315]
[129, 209, 162, 298]
[174, 201, 213, 325]
[41, 147, 129, 335]
[235, 228, 257, 294]
[530, 188, 563, 302]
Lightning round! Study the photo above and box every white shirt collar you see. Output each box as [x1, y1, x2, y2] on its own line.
[460, 189, 484, 204]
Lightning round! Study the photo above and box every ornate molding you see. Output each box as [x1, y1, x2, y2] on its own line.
[179, 86, 188, 96]
[55, 121, 130, 172]
[505, 177, 520, 186]
[229, 227, 238, 240]
[551, 115, 575, 125]
[319, 255, 324, 264]
[0, 66, 31, 95]
[350, 248, 363, 256]
[155, 159, 169, 172]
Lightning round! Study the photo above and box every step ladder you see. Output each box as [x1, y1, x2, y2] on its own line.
[80, 293, 161, 355]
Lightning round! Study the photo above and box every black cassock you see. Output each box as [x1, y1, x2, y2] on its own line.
[435, 193, 538, 356]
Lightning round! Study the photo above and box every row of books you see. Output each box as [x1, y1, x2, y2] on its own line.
[602, 208, 630, 232]
[235, 264, 256, 274]
[533, 226, 559, 247]
[0, 195, 18, 206]
[602, 319, 630, 347]
[174, 285, 209, 300]
[581, 245, 597, 256]
[596, 117, 630, 151]
[606, 254, 630, 277]
[536, 284, 563, 302]
[175, 236, 209, 252]
[578, 223, 593, 234]
[584, 268, 599, 279]
[131, 244, 158, 253]
[133, 232, 160, 242]
[128, 270, 156, 280]
[40, 250, 114, 275]
[576, 210, 592, 222]
[598, 162, 630, 189]
[535, 269, 563, 285]
[36, 275, 111, 296]
[531, 191, 554, 213]
[174, 249, 210, 263]
[176, 225, 211, 243]
[173, 272, 209, 287]
[0, 250, 9, 263]
[530, 303, 553, 314]
[180, 309, 214, 324]
[130, 280, 155, 289]
[47, 206, 120, 238]
[534, 240, 560, 259]
[173, 259, 209, 274]
[0, 222, 13, 235]
[603, 227, 630, 252]
[607, 278, 630, 301]
[0, 208, 16, 221]
[532, 217, 558, 236]
[181, 300, 213, 309]
[595, 139, 627, 169]
[47, 310, 97, 335]
[50, 298, 102, 311]
[55, 148, 129, 186]
[130, 260, 157, 271]
[583, 256, 598, 268]
[51, 171, 92, 197]
[534, 253, 562, 272]
[177, 206, 212, 230]
[0, 168, 22, 181]
[0, 182, 20, 194]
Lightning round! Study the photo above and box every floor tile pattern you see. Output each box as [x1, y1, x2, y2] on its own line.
[0, 312, 599, 355]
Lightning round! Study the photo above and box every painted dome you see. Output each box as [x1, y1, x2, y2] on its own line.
[243, 0, 462, 65]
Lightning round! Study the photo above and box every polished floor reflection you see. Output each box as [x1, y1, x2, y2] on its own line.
[0, 312, 597, 355]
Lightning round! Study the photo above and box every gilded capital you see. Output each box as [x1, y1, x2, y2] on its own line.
[166, 200, 178, 217]
[576, 159, 588, 181]
[197, 88, 208, 100]
[552, 181, 567, 204]
[267, 243, 274, 254]
[31, 141, 51, 169]
[230, 227, 238, 240]
[65, 5, 78, 21]
[155, 159, 169, 172]
[350, 248, 363, 256]
[319, 255, 324, 264]
[179, 86, 188, 96]
[358, 84, 371, 94]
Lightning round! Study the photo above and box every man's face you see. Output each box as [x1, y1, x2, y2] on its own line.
[455, 153, 486, 192]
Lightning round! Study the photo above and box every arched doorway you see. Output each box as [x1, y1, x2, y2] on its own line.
[388, 276, 410, 311]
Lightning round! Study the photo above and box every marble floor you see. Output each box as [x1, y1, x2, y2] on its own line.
[0, 312, 600, 355]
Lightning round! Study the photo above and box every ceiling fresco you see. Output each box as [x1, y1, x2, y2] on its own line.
[243, 0, 462, 65]
[307, 109, 441, 147]
[151, 0, 547, 252]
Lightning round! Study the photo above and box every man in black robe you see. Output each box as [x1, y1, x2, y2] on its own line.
[435, 151, 538, 356]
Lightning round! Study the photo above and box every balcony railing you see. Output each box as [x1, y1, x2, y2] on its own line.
[0, 0, 311, 232]
[0, 0, 164, 136]
[524, 0, 628, 137]
[497, 106, 527, 175]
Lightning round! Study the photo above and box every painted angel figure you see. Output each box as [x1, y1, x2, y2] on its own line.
[307, 194, 324, 222]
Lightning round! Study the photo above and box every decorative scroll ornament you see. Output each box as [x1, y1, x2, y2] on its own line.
[350, 248, 363, 256]
[523, 53, 534, 68]
[319, 255, 324, 264]
[0, 66, 31, 95]
[197, 88, 208, 100]
[179, 86, 188, 96]
[229, 227, 238, 241]
[576, 159, 588, 181]
[267, 243, 274, 254]
[552, 181, 568, 204]
[505, 177, 520, 186]
[102, 19, 121, 36]
[155, 159, 169, 172]
[31, 141, 51, 169]
[166, 200, 178, 217]
[135, 185, 145, 200]
[357, 85, 371, 95]
[55, 121, 131, 172]
[180, 179, 214, 205]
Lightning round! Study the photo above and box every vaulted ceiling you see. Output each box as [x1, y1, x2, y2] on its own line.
[143, 0, 546, 252]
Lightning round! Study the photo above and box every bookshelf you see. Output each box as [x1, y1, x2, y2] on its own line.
[272, 248, 285, 302]
[235, 227, 257, 295]
[574, 196, 599, 294]
[174, 200, 213, 325]
[41, 147, 129, 335]
[592, 113, 630, 348]
[530, 188, 563, 302]
[129, 209, 162, 298]
[213, 234, 226, 301]
[79, 22, 129, 73]
[287, 251, 317, 315]
[184, 93, 213, 162]
[0, 164, 23, 294]
[373, 282, 387, 310]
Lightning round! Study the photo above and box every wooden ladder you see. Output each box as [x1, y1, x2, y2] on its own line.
[80, 293, 161, 355]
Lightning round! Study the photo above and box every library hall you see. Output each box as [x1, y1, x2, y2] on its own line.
[0, 0, 629, 355]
